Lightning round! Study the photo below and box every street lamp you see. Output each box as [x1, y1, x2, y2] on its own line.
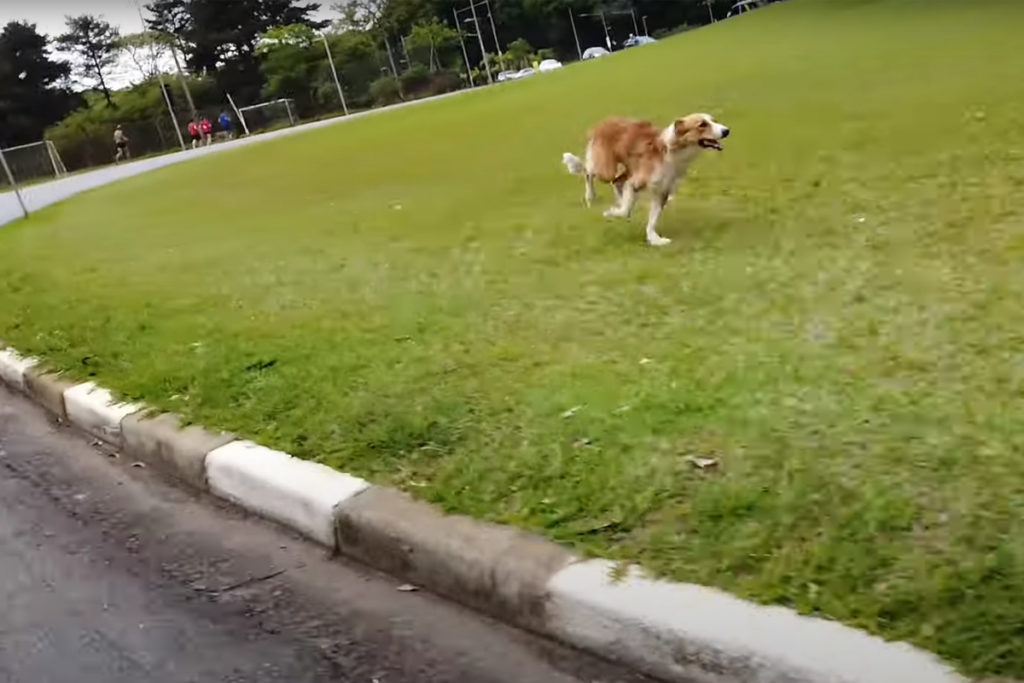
[319, 32, 349, 115]
[642, 15, 650, 36]
[131, 0, 186, 151]
[460, 13, 493, 83]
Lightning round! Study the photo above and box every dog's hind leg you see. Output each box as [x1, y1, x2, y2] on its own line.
[584, 173, 596, 207]
[603, 183, 637, 219]
[611, 170, 628, 203]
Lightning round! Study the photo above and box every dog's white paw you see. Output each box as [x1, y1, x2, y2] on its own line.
[647, 235, 672, 247]
[603, 208, 626, 219]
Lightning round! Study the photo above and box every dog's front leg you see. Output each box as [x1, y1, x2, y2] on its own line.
[645, 192, 671, 246]
[603, 184, 636, 219]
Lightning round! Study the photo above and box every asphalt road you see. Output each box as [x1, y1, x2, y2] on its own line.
[0, 383, 652, 683]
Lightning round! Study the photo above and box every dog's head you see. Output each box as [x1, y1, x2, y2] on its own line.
[672, 113, 730, 151]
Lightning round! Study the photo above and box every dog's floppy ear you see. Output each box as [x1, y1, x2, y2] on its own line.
[673, 117, 692, 136]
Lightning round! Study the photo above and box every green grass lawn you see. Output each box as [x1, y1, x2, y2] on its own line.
[3, 0, 1024, 675]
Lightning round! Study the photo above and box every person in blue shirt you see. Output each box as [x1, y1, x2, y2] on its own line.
[219, 111, 233, 139]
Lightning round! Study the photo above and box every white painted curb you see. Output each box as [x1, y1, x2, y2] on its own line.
[545, 560, 966, 683]
[0, 348, 38, 393]
[205, 440, 370, 548]
[62, 381, 142, 443]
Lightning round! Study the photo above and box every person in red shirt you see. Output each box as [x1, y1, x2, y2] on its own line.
[199, 117, 213, 146]
[187, 119, 201, 149]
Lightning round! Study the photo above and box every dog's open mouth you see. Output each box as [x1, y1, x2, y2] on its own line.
[699, 139, 724, 151]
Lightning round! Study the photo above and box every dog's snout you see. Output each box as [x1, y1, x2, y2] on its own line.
[720, 127, 731, 139]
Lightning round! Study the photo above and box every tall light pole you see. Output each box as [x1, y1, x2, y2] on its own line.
[568, 8, 582, 60]
[483, 0, 505, 71]
[320, 32, 348, 115]
[132, 0, 185, 151]
[642, 15, 649, 36]
[453, 8, 476, 87]
[706, 0, 717, 23]
[166, 39, 196, 119]
[467, 1, 493, 83]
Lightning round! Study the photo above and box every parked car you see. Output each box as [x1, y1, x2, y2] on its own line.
[512, 67, 536, 79]
[538, 58, 563, 72]
[623, 35, 657, 48]
[727, 0, 766, 17]
[582, 46, 610, 60]
[497, 70, 517, 82]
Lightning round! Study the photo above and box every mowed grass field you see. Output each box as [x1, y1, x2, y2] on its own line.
[3, 0, 1024, 674]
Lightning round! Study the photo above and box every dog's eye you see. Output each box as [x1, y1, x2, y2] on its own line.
[699, 120, 709, 128]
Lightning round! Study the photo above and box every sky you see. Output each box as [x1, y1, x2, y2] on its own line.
[2, 0, 338, 88]
[3, 0, 336, 38]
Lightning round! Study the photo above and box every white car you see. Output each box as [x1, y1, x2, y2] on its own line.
[582, 46, 610, 60]
[727, 0, 767, 17]
[512, 67, 536, 79]
[496, 70, 517, 82]
[538, 59, 563, 72]
[623, 35, 657, 48]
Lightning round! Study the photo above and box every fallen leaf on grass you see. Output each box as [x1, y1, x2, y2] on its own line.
[687, 456, 719, 471]
[131, 461, 146, 468]
[561, 405, 582, 418]
[396, 583, 418, 592]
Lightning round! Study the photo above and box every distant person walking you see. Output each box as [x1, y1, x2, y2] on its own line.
[113, 125, 130, 162]
[200, 117, 213, 146]
[187, 119, 201, 149]
[218, 111, 233, 140]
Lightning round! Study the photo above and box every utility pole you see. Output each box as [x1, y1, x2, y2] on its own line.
[706, 0, 717, 23]
[642, 15, 649, 36]
[467, 1, 493, 83]
[320, 32, 348, 115]
[628, 8, 639, 36]
[132, 0, 185, 150]
[383, 34, 400, 79]
[167, 41, 196, 118]
[568, 8, 582, 60]
[483, 0, 505, 71]
[400, 35, 411, 69]
[453, 8, 476, 87]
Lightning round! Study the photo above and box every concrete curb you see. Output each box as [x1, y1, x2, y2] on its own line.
[206, 440, 370, 548]
[545, 560, 962, 683]
[335, 486, 576, 631]
[0, 347, 38, 392]
[0, 341, 969, 683]
[23, 369, 75, 420]
[62, 381, 142, 445]
[121, 412, 234, 489]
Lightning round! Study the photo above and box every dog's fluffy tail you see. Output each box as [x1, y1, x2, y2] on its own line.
[562, 152, 585, 175]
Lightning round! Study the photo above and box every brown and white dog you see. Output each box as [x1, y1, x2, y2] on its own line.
[562, 113, 729, 246]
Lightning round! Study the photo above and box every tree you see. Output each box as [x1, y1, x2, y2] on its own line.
[504, 37, 533, 69]
[146, 0, 192, 38]
[145, 0, 327, 103]
[406, 18, 458, 71]
[58, 15, 121, 107]
[257, 23, 323, 114]
[0, 21, 80, 147]
[119, 31, 172, 83]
